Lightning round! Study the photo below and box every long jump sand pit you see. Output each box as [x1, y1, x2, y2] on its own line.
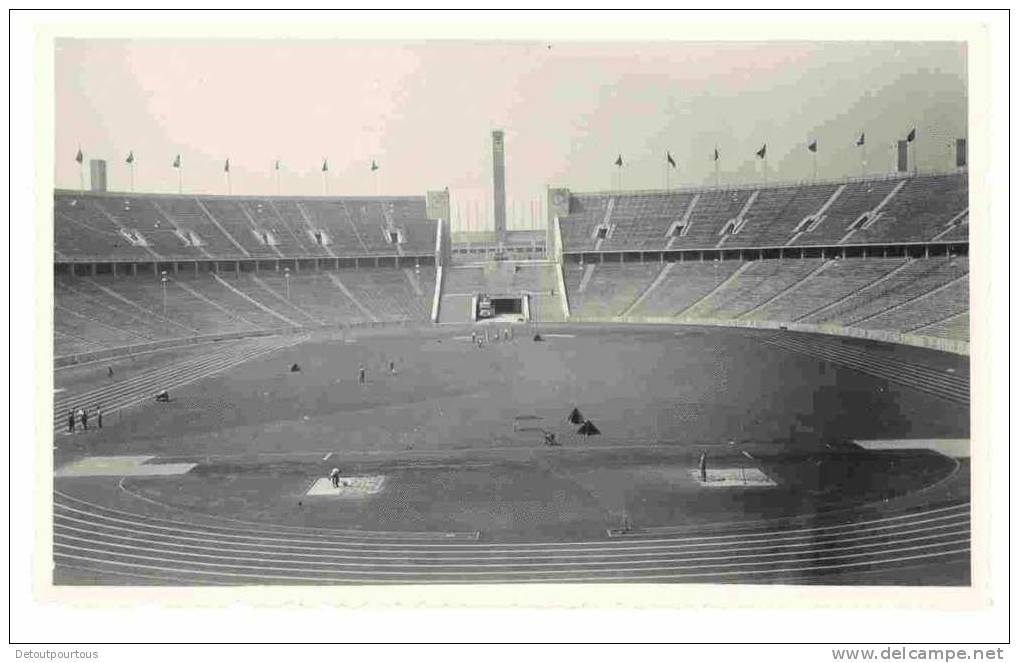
[690, 467, 777, 487]
[306, 475, 386, 497]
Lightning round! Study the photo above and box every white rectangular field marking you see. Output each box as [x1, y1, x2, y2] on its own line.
[306, 476, 386, 497]
[690, 467, 776, 487]
[55, 455, 196, 477]
[854, 438, 970, 459]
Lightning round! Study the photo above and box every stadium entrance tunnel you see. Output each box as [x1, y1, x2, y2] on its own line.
[492, 297, 522, 316]
[476, 294, 526, 321]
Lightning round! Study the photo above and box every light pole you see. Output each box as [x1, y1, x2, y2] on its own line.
[160, 271, 168, 316]
[284, 266, 291, 300]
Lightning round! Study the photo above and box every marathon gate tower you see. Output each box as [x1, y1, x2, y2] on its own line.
[492, 130, 507, 236]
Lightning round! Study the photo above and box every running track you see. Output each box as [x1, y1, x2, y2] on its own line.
[52, 329, 970, 584]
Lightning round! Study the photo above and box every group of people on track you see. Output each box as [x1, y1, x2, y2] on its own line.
[470, 328, 512, 349]
[66, 405, 102, 433]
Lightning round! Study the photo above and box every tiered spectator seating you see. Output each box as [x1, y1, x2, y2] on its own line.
[682, 259, 826, 320]
[54, 191, 437, 260]
[855, 274, 969, 334]
[914, 312, 969, 342]
[744, 258, 907, 322]
[598, 191, 698, 251]
[724, 184, 841, 248]
[564, 263, 662, 318]
[261, 200, 331, 256]
[54, 303, 151, 349]
[672, 189, 755, 249]
[629, 261, 744, 317]
[556, 174, 967, 251]
[54, 196, 154, 261]
[556, 194, 612, 252]
[333, 268, 435, 322]
[933, 222, 970, 242]
[850, 175, 968, 244]
[801, 257, 968, 327]
[93, 275, 262, 336]
[786, 178, 902, 245]
[196, 199, 282, 258]
[53, 267, 438, 357]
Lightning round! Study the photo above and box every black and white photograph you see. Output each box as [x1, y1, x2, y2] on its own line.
[9, 8, 1010, 651]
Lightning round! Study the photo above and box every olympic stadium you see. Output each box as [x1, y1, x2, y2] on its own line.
[51, 154, 971, 585]
[43, 35, 981, 589]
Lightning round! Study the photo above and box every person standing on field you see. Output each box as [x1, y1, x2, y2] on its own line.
[358, 364, 366, 386]
[96, 405, 103, 429]
[699, 451, 708, 483]
[67, 410, 75, 434]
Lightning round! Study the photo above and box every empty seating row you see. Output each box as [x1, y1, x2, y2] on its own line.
[557, 174, 968, 252]
[558, 255, 968, 343]
[54, 191, 438, 261]
[53, 267, 436, 357]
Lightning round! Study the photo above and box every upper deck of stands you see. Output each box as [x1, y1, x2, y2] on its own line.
[558, 172, 968, 253]
[54, 190, 439, 262]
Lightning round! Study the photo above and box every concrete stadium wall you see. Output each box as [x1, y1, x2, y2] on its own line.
[569, 315, 970, 356]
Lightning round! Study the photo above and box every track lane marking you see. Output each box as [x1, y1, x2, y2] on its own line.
[53, 548, 969, 584]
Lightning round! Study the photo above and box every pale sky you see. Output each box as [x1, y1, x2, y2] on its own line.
[55, 40, 967, 231]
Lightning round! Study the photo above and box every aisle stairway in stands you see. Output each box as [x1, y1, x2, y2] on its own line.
[54, 268, 436, 358]
[559, 256, 968, 343]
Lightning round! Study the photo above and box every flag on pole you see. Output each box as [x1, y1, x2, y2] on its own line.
[75, 148, 83, 164]
[906, 128, 916, 142]
[713, 148, 719, 161]
[321, 158, 329, 172]
[614, 154, 623, 167]
[370, 160, 379, 171]
[224, 158, 230, 173]
[807, 140, 818, 153]
[856, 133, 866, 146]
[756, 144, 767, 159]
[666, 152, 676, 167]
[126, 151, 134, 164]
[172, 154, 181, 168]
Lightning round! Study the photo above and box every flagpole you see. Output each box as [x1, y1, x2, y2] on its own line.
[130, 161, 135, 193]
[178, 166, 182, 195]
[665, 153, 670, 191]
[714, 146, 720, 188]
[861, 141, 866, 179]
[812, 151, 817, 182]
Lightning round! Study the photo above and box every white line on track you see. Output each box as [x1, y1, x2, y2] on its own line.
[322, 453, 333, 461]
[52, 499, 968, 551]
[51, 541, 969, 577]
[53, 522, 968, 564]
[55, 488, 969, 545]
[52, 547, 969, 584]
